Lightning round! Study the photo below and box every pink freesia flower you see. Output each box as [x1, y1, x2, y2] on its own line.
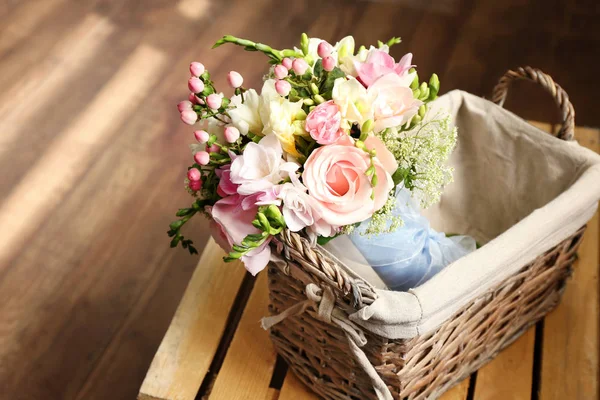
[210, 194, 272, 275]
[302, 141, 394, 226]
[305, 100, 344, 145]
[355, 50, 414, 87]
[370, 73, 423, 132]
[216, 164, 238, 197]
[209, 219, 231, 252]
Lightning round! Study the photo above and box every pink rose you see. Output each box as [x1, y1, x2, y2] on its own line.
[370, 73, 423, 132]
[305, 100, 344, 145]
[210, 194, 271, 275]
[302, 141, 395, 226]
[355, 50, 414, 87]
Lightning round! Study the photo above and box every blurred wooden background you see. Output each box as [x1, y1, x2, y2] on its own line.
[0, 0, 599, 399]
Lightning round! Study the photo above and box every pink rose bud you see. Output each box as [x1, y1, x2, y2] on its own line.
[177, 100, 192, 112]
[194, 129, 210, 143]
[224, 126, 240, 143]
[275, 80, 291, 96]
[292, 58, 309, 75]
[322, 56, 335, 72]
[274, 65, 288, 79]
[189, 62, 205, 77]
[194, 151, 210, 165]
[187, 168, 201, 181]
[227, 71, 244, 88]
[180, 110, 198, 125]
[188, 93, 198, 104]
[282, 57, 293, 69]
[317, 41, 333, 58]
[208, 144, 220, 153]
[188, 77, 205, 93]
[206, 93, 222, 110]
[305, 100, 343, 144]
[188, 179, 202, 191]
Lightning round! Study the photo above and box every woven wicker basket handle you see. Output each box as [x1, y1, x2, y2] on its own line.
[492, 66, 575, 141]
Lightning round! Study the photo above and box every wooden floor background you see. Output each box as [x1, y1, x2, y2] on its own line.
[0, 1, 599, 399]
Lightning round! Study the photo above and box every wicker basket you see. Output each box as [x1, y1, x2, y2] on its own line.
[262, 67, 598, 400]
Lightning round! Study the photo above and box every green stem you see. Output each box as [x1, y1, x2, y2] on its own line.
[213, 35, 285, 61]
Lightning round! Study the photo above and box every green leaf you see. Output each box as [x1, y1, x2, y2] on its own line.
[313, 59, 324, 78]
[201, 85, 215, 97]
[320, 67, 345, 98]
[392, 167, 409, 186]
[317, 234, 340, 246]
[295, 87, 310, 98]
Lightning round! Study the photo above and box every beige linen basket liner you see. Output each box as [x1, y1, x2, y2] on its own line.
[261, 67, 600, 400]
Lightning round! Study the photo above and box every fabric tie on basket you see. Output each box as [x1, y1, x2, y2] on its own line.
[261, 282, 394, 400]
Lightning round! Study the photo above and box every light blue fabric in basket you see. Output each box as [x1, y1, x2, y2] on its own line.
[348, 188, 476, 292]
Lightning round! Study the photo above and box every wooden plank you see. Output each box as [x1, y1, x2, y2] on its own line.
[440, 378, 471, 400]
[0, 44, 166, 268]
[209, 272, 277, 400]
[279, 371, 318, 400]
[0, 0, 67, 55]
[540, 126, 600, 400]
[138, 241, 246, 400]
[473, 328, 536, 400]
[0, 13, 115, 150]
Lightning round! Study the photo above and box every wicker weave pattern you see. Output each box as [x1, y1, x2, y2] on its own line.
[267, 226, 586, 399]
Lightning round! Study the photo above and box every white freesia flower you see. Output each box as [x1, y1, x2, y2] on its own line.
[229, 88, 262, 135]
[331, 77, 374, 126]
[230, 134, 297, 195]
[260, 80, 304, 157]
[334, 36, 355, 59]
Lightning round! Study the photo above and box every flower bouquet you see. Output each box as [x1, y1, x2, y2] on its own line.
[168, 33, 473, 289]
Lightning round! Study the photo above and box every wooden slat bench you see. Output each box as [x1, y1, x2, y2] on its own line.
[138, 123, 599, 400]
